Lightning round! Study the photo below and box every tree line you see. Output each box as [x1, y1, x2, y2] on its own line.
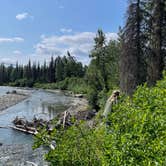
[0, 52, 85, 86]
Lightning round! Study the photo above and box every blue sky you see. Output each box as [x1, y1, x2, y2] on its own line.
[0, 0, 127, 65]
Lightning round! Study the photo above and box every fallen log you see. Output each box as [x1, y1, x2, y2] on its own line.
[12, 116, 50, 135]
[9, 125, 37, 135]
[15, 124, 36, 132]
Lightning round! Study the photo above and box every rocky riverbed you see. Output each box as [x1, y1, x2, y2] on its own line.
[0, 144, 48, 166]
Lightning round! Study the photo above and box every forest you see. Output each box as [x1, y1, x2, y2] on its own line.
[0, 0, 166, 165]
[0, 52, 85, 87]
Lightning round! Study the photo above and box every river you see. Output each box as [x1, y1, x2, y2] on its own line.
[0, 86, 72, 145]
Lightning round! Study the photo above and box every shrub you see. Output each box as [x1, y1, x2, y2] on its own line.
[34, 77, 89, 94]
[34, 72, 166, 166]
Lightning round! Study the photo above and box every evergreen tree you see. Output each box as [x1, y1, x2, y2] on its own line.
[120, 0, 146, 95]
[48, 56, 55, 82]
[55, 56, 64, 82]
[147, 0, 166, 85]
[90, 29, 109, 91]
[32, 62, 37, 82]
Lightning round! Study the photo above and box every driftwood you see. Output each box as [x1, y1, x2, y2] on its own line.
[11, 116, 48, 135]
[62, 111, 72, 128]
[74, 94, 84, 98]
[15, 124, 36, 132]
[9, 125, 37, 135]
[0, 125, 36, 134]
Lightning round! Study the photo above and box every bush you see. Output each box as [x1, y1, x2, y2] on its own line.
[9, 78, 34, 87]
[34, 122, 103, 166]
[87, 88, 99, 110]
[34, 73, 166, 166]
[34, 82, 58, 89]
[104, 74, 166, 165]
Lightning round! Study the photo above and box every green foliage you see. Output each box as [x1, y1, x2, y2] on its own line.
[34, 82, 58, 89]
[97, 90, 108, 109]
[86, 33, 120, 109]
[56, 77, 89, 94]
[34, 123, 103, 166]
[34, 74, 166, 166]
[9, 78, 34, 87]
[105, 74, 166, 165]
[34, 77, 89, 94]
[0, 54, 85, 86]
[86, 88, 99, 110]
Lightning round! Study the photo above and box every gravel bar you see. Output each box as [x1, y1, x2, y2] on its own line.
[0, 90, 31, 112]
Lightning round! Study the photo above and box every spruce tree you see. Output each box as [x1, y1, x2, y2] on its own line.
[147, 0, 166, 85]
[120, 0, 146, 95]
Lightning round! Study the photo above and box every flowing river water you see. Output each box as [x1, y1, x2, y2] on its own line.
[0, 86, 72, 145]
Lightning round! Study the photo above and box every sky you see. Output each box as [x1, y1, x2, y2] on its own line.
[0, 0, 128, 65]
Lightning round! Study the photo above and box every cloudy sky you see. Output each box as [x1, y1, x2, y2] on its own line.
[0, 0, 127, 65]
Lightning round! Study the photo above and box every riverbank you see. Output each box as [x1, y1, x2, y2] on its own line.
[0, 89, 32, 113]
[0, 87, 91, 165]
[0, 144, 48, 166]
[46, 89, 92, 120]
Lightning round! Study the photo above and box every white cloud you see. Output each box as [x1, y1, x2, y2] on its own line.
[16, 12, 33, 20]
[105, 33, 119, 43]
[0, 37, 24, 43]
[0, 57, 15, 65]
[0, 32, 118, 65]
[13, 50, 22, 55]
[60, 28, 73, 33]
[34, 32, 118, 64]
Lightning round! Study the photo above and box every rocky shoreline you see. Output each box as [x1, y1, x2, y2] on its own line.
[0, 88, 91, 166]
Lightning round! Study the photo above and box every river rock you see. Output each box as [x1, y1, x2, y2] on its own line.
[0, 144, 49, 166]
[74, 94, 84, 98]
